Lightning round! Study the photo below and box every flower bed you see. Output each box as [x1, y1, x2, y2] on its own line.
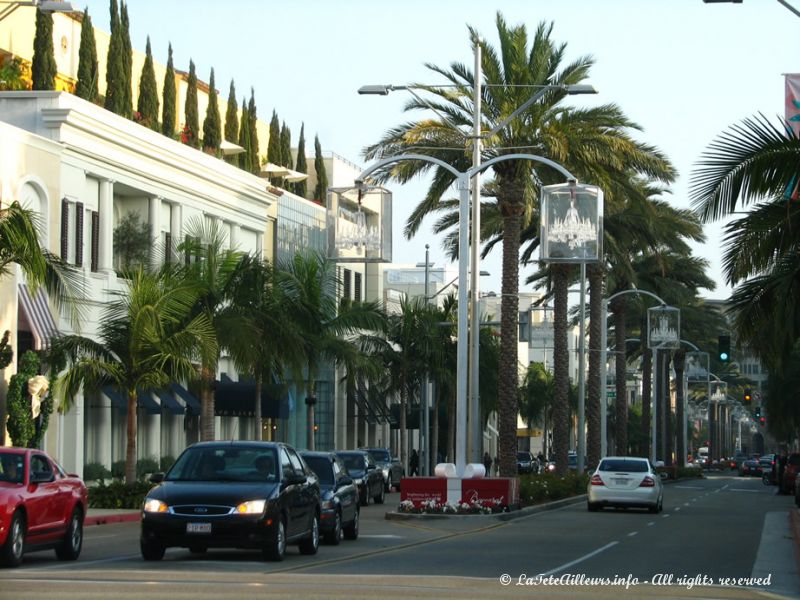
[397, 497, 508, 515]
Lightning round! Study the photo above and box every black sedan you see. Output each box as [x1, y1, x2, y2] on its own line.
[739, 455, 761, 477]
[361, 447, 404, 491]
[300, 451, 359, 544]
[335, 450, 385, 506]
[140, 441, 321, 562]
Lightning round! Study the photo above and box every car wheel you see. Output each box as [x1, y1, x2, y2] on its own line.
[325, 511, 342, 545]
[188, 546, 207, 554]
[263, 517, 286, 562]
[374, 483, 385, 504]
[587, 503, 599, 512]
[298, 513, 319, 555]
[55, 507, 83, 561]
[0, 511, 25, 567]
[140, 537, 165, 561]
[343, 508, 359, 540]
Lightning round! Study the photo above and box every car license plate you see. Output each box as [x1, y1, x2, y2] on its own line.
[186, 522, 211, 534]
[612, 478, 629, 485]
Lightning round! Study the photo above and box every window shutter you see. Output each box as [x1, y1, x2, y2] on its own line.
[60, 199, 69, 259]
[164, 232, 172, 265]
[343, 268, 352, 300]
[354, 272, 362, 302]
[90, 211, 99, 272]
[74, 202, 84, 267]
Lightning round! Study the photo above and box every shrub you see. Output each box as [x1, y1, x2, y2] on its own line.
[88, 480, 152, 509]
[136, 457, 159, 479]
[83, 462, 111, 482]
[159, 455, 175, 472]
[519, 471, 589, 506]
[111, 460, 126, 479]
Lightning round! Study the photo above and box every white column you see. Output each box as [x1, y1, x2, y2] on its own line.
[149, 196, 161, 269]
[255, 231, 264, 259]
[98, 180, 114, 274]
[229, 222, 240, 251]
[170, 202, 182, 262]
[98, 399, 112, 470]
[60, 392, 85, 477]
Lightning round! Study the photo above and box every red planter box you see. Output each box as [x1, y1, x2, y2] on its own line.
[400, 477, 447, 505]
[400, 476, 518, 507]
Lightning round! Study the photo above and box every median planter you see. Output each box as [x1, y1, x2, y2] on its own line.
[398, 476, 519, 514]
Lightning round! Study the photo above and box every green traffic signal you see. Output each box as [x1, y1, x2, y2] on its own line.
[718, 334, 731, 362]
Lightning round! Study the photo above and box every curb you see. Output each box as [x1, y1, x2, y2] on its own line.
[385, 494, 587, 522]
[84, 512, 140, 527]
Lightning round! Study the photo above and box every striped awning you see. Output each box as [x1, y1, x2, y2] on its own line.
[18, 284, 58, 349]
[154, 388, 184, 415]
[170, 382, 200, 414]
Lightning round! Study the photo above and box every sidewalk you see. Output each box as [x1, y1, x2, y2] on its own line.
[85, 507, 140, 527]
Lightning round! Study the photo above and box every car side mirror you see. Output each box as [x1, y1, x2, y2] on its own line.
[338, 476, 353, 488]
[149, 472, 165, 484]
[285, 473, 306, 486]
[366, 464, 376, 471]
[30, 470, 55, 484]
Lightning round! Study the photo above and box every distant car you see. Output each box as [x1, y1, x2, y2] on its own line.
[140, 441, 321, 562]
[0, 447, 88, 567]
[300, 452, 360, 544]
[739, 456, 761, 477]
[781, 453, 800, 495]
[587, 456, 663, 513]
[361, 448, 403, 491]
[759, 455, 776, 482]
[729, 453, 747, 471]
[516, 452, 536, 475]
[335, 451, 385, 506]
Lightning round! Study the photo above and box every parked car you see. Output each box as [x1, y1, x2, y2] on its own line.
[729, 453, 747, 471]
[516, 451, 537, 474]
[587, 456, 663, 513]
[335, 450, 384, 506]
[300, 451, 359, 544]
[759, 454, 776, 482]
[140, 441, 321, 562]
[361, 447, 404, 491]
[739, 455, 761, 477]
[781, 453, 800, 495]
[0, 447, 88, 567]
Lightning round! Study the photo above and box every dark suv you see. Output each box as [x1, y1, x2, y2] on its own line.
[140, 441, 321, 562]
[361, 447, 404, 491]
[336, 450, 385, 505]
[300, 451, 359, 544]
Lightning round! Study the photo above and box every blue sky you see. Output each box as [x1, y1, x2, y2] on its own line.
[77, 0, 799, 300]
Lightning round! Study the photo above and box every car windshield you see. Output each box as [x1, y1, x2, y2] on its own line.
[598, 459, 649, 473]
[517, 453, 530, 461]
[166, 447, 278, 482]
[368, 449, 390, 463]
[302, 456, 335, 485]
[0, 452, 23, 484]
[339, 454, 365, 472]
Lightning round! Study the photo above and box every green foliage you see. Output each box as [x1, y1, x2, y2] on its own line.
[293, 123, 308, 197]
[247, 89, 260, 174]
[518, 471, 589, 506]
[312, 134, 328, 204]
[75, 8, 99, 102]
[111, 460, 125, 479]
[183, 60, 199, 148]
[0, 56, 28, 91]
[104, 0, 125, 115]
[83, 462, 111, 482]
[0, 330, 12, 370]
[267, 110, 281, 167]
[136, 457, 159, 478]
[159, 455, 175, 472]
[6, 351, 44, 448]
[136, 37, 159, 131]
[161, 43, 176, 137]
[113, 212, 151, 272]
[223, 79, 238, 165]
[202, 68, 221, 153]
[88, 480, 152, 509]
[31, 8, 56, 91]
[237, 99, 251, 171]
[279, 121, 291, 168]
[119, 1, 132, 118]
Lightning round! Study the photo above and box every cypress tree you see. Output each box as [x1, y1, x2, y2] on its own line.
[313, 135, 328, 204]
[75, 8, 99, 102]
[202, 68, 221, 153]
[136, 36, 159, 131]
[104, 0, 124, 114]
[183, 59, 199, 148]
[223, 79, 238, 165]
[279, 122, 292, 168]
[120, 1, 133, 118]
[31, 8, 56, 91]
[247, 89, 260, 174]
[238, 99, 251, 172]
[161, 43, 176, 137]
[293, 123, 308, 198]
[267, 110, 281, 167]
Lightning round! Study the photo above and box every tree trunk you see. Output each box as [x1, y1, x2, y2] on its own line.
[399, 389, 407, 472]
[306, 374, 316, 452]
[497, 184, 523, 478]
[656, 352, 664, 461]
[125, 390, 137, 485]
[674, 349, 686, 467]
[587, 264, 603, 468]
[640, 321, 651, 457]
[664, 352, 674, 466]
[254, 374, 262, 440]
[612, 296, 628, 456]
[200, 363, 215, 442]
[432, 385, 439, 470]
[553, 264, 570, 476]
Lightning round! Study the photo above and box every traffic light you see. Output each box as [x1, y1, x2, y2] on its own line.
[759, 416, 766, 426]
[754, 406, 761, 419]
[718, 334, 731, 362]
[744, 389, 752, 404]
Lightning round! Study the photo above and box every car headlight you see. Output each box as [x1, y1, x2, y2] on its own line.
[382, 467, 390, 478]
[235, 499, 267, 515]
[143, 498, 168, 513]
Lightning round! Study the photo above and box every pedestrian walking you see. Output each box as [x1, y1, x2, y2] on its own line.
[483, 452, 492, 477]
[409, 449, 419, 476]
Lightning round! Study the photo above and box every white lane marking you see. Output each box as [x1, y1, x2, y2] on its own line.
[536, 542, 619, 577]
[683, 502, 690, 507]
[359, 534, 404, 539]
[728, 488, 765, 493]
[647, 522, 655, 526]
[673, 507, 681, 512]
[674, 485, 703, 489]
[662, 514, 670, 518]
[627, 531, 638, 537]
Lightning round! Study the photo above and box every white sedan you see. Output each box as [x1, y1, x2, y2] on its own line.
[587, 456, 663, 513]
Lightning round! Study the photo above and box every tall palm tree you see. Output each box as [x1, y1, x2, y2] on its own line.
[47, 267, 215, 483]
[364, 14, 673, 477]
[276, 252, 385, 451]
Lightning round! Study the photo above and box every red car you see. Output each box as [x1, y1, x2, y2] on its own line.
[0, 447, 88, 567]
[781, 453, 800, 494]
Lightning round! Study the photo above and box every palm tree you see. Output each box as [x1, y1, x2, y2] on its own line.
[364, 14, 674, 477]
[276, 252, 385, 451]
[47, 267, 215, 483]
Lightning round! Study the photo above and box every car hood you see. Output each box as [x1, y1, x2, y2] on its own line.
[148, 481, 279, 506]
[348, 469, 366, 478]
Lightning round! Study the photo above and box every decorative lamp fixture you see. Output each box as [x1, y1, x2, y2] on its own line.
[647, 305, 680, 350]
[540, 182, 603, 262]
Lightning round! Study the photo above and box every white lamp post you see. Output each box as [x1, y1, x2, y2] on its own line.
[647, 304, 680, 464]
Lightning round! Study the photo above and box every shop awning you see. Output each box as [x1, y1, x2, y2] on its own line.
[170, 382, 200, 414]
[154, 388, 184, 415]
[213, 379, 288, 419]
[135, 388, 161, 415]
[102, 386, 126, 411]
[101, 387, 160, 414]
[18, 284, 58, 349]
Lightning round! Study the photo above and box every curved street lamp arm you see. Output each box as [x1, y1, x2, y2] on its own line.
[605, 288, 666, 307]
[473, 153, 576, 182]
[356, 154, 463, 185]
